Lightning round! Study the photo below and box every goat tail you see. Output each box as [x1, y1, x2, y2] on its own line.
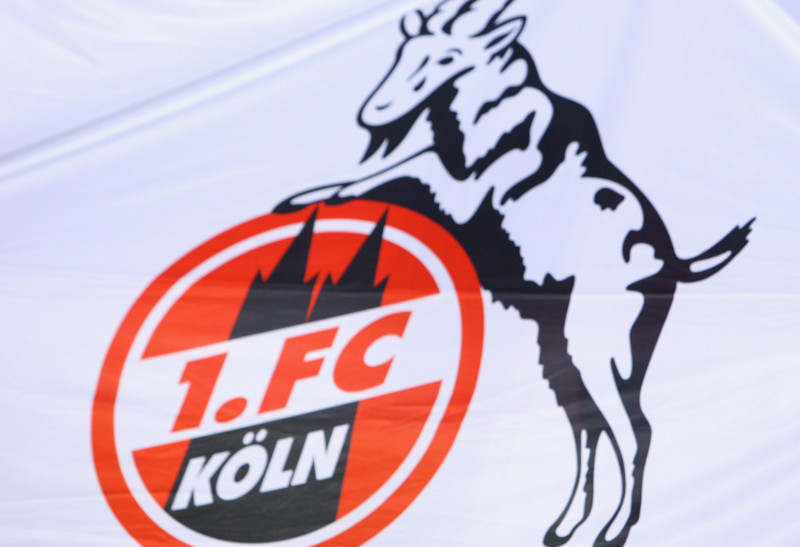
[672, 217, 755, 283]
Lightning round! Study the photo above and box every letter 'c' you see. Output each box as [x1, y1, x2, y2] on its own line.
[334, 312, 411, 392]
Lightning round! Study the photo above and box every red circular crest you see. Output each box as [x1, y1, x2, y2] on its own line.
[93, 201, 484, 545]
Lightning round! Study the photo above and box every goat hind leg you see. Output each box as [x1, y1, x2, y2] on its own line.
[564, 291, 647, 546]
[543, 408, 605, 546]
[525, 276, 606, 545]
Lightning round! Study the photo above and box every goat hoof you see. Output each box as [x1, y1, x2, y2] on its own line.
[593, 519, 633, 547]
[543, 521, 579, 547]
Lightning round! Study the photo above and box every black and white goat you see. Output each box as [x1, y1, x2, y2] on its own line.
[277, 1, 753, 545]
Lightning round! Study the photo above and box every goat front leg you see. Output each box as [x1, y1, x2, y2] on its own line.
[274, 148, 438, 213]
[273, 181, 352, 212]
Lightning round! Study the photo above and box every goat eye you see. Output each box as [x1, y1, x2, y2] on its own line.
[438, 56, 454, 65]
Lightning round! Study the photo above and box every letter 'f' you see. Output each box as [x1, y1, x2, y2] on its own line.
[260, 329, 338, 412]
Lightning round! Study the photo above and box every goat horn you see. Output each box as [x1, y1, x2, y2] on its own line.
[400, 10, 425, 39]
[450, 0, 514, 36]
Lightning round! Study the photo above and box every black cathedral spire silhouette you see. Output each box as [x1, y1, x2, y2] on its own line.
[229, 211, 318, 338]
[229, 210, 389, 339]
[309, 213, 389, 322]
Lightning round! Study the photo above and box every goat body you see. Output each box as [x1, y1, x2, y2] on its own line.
[275, 2, 752, 544]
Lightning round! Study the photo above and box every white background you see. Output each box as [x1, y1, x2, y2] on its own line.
[1, 1, 799, 545]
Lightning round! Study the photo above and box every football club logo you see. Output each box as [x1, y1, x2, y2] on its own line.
[95, 0, 754, 545]
[93, 202, 484, 545]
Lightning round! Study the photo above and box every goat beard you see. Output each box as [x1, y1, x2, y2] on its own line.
[359, 84, 471, 182]
[359, 101, 427, 163]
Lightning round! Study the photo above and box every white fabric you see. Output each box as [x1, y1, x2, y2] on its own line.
[1, 1, 798, 545]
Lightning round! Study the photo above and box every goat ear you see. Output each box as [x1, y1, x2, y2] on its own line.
[481, 17, 524, 56]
